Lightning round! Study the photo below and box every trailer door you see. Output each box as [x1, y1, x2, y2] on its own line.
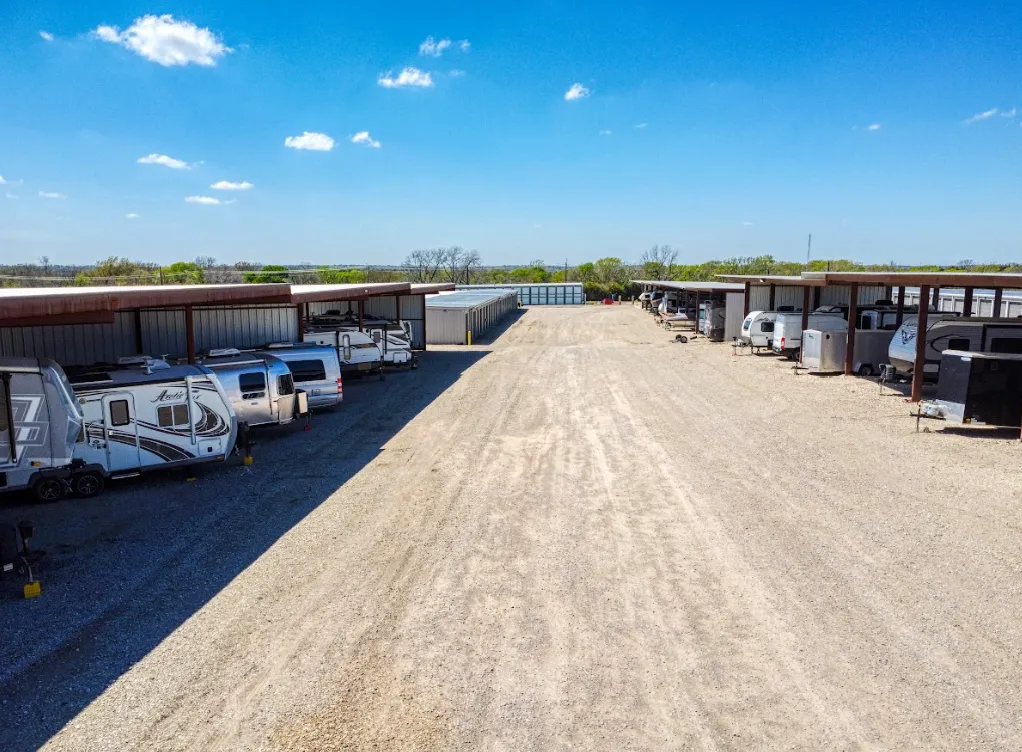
[101, 393, 141, 471]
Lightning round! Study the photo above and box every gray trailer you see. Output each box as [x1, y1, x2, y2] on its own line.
[0, 358, 84, 501]
[924, 350, 1022, 427]
[801, 329, 896, 376]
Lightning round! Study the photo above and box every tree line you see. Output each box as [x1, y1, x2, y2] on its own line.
[1, 246, 1018, 300]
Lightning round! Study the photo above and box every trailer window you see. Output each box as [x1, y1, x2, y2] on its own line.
[278, 374, 295, 395]
[157, 404, 190, 428]
[109, 399, 130, 426]
[990, 337, 1022, 354]
[760, 322, 775, 333]
[238, 372, 267, 400]
[287, 359, 327, 383]
[947, 337, 970, 352]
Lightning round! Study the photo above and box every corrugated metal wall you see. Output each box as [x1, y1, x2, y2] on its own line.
[1, 305, 298, 364]
[194, 306, 297, 351]
[307, 295, 427, 349]
[903, 290, 1022, 318]
[746, 284, 889, 312]
[426, 291, 518, 344]
[0, 311, 137, 365]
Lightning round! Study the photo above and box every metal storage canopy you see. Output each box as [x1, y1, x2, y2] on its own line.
[425, 289, 518, 345]
[801, 271, 1022, 402]
[0, 282, 442, 365]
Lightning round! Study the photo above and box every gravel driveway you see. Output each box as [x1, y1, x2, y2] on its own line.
[2, 304, 1021, 750]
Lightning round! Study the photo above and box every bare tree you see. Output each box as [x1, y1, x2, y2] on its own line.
[640, 244, 678, 280]
[404, 249, 445, 282]
[460, 249, 482, 284]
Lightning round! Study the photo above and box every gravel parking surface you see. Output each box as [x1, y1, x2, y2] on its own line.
[2, 304, 1021, 750]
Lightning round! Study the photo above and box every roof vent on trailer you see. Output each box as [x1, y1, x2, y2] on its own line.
[207, 348, 242, 358]
[117, 355, 170, 372]
[263, 342, 295, 349]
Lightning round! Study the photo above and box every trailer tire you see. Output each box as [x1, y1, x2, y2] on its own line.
[857, 364, 875, 377]
[72, 471, 105, 498]
[32, 477, 67, 503]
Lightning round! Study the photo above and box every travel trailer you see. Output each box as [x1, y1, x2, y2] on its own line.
[924, 350, 1022, 427]
[0, 358, 85, 501]
[801, 329, 896, 376]
[888, 316, 1022, 380]
[256, 343, 343, 411]
[302, 328, 385, 379]
[307, 311, 416, 369]
[699, 300, 728, 341]
[771, 311, 847, 357]
[193, 350, 300, 427]
[70, 357, 237, 495]
[740, 309, 798, 349]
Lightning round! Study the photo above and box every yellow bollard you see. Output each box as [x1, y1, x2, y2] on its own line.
[467, 331, 472, 346]
[243, 455, 254, 466]
[24, 581, 41, 599]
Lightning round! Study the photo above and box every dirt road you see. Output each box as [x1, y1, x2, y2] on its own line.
[8, 305, 1022, 750]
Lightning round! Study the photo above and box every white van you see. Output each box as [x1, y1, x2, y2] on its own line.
[771, 312, 846, 357]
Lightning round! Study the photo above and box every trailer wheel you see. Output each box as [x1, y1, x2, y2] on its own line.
[857, 364, 875, 377]
[32, 477, 67, 503]
[72, 471, 105, 498]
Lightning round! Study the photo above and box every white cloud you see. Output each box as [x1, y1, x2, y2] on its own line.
[351, 131, 381, 148]
[284, 131, 335, 151]
[449, 69, 466, 77]
[39, 191, 66, 199]
[419, 36, 451, 57]
[742, 221, 753, 226]
[564, 82, 590, 101]
[39, 30, 54, 42]
[867, 123, 882, 131]
[0, 176, 7, 184]
[210, 180, 253, 190]
[185, 195, 221, 205]
[5, 193, 17, 199]
[137, 153, 191, 169]
[965, 107, 1000, 125]
[634, 122, 648, 129]
[599, 129, 612, 136]
[91, 14, 231, 67]
[378, 67, 434, 88]
[126, 213, 139, 219]
[459, 40, 470, 52]
[1002, 107, 1017, 118]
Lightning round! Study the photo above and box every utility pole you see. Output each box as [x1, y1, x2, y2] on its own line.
[806, 233, 812, 267]
[565, 258, 568, 282]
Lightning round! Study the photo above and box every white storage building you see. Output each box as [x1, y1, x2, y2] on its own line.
[426, 290, 519, 345]
[456, 283, 584, 306]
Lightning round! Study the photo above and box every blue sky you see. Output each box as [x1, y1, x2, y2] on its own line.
[2, 2, 1022, 267]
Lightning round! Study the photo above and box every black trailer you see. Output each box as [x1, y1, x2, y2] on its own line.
[933, 349, 1022, 427]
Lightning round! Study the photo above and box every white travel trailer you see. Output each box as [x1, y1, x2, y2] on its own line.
[771, 311, 847, 357]
[888, 316, 1022, 380]
[302, 328, 385, 379]
[740, 309, 798, 349]
[256, 343, 343, 411]
[70, 357, 237, 494]
[192, 350, 300, 427]
[306, 312, 416, 369]
[699, 301, 727, 340]
[0, 358, 85, 501]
